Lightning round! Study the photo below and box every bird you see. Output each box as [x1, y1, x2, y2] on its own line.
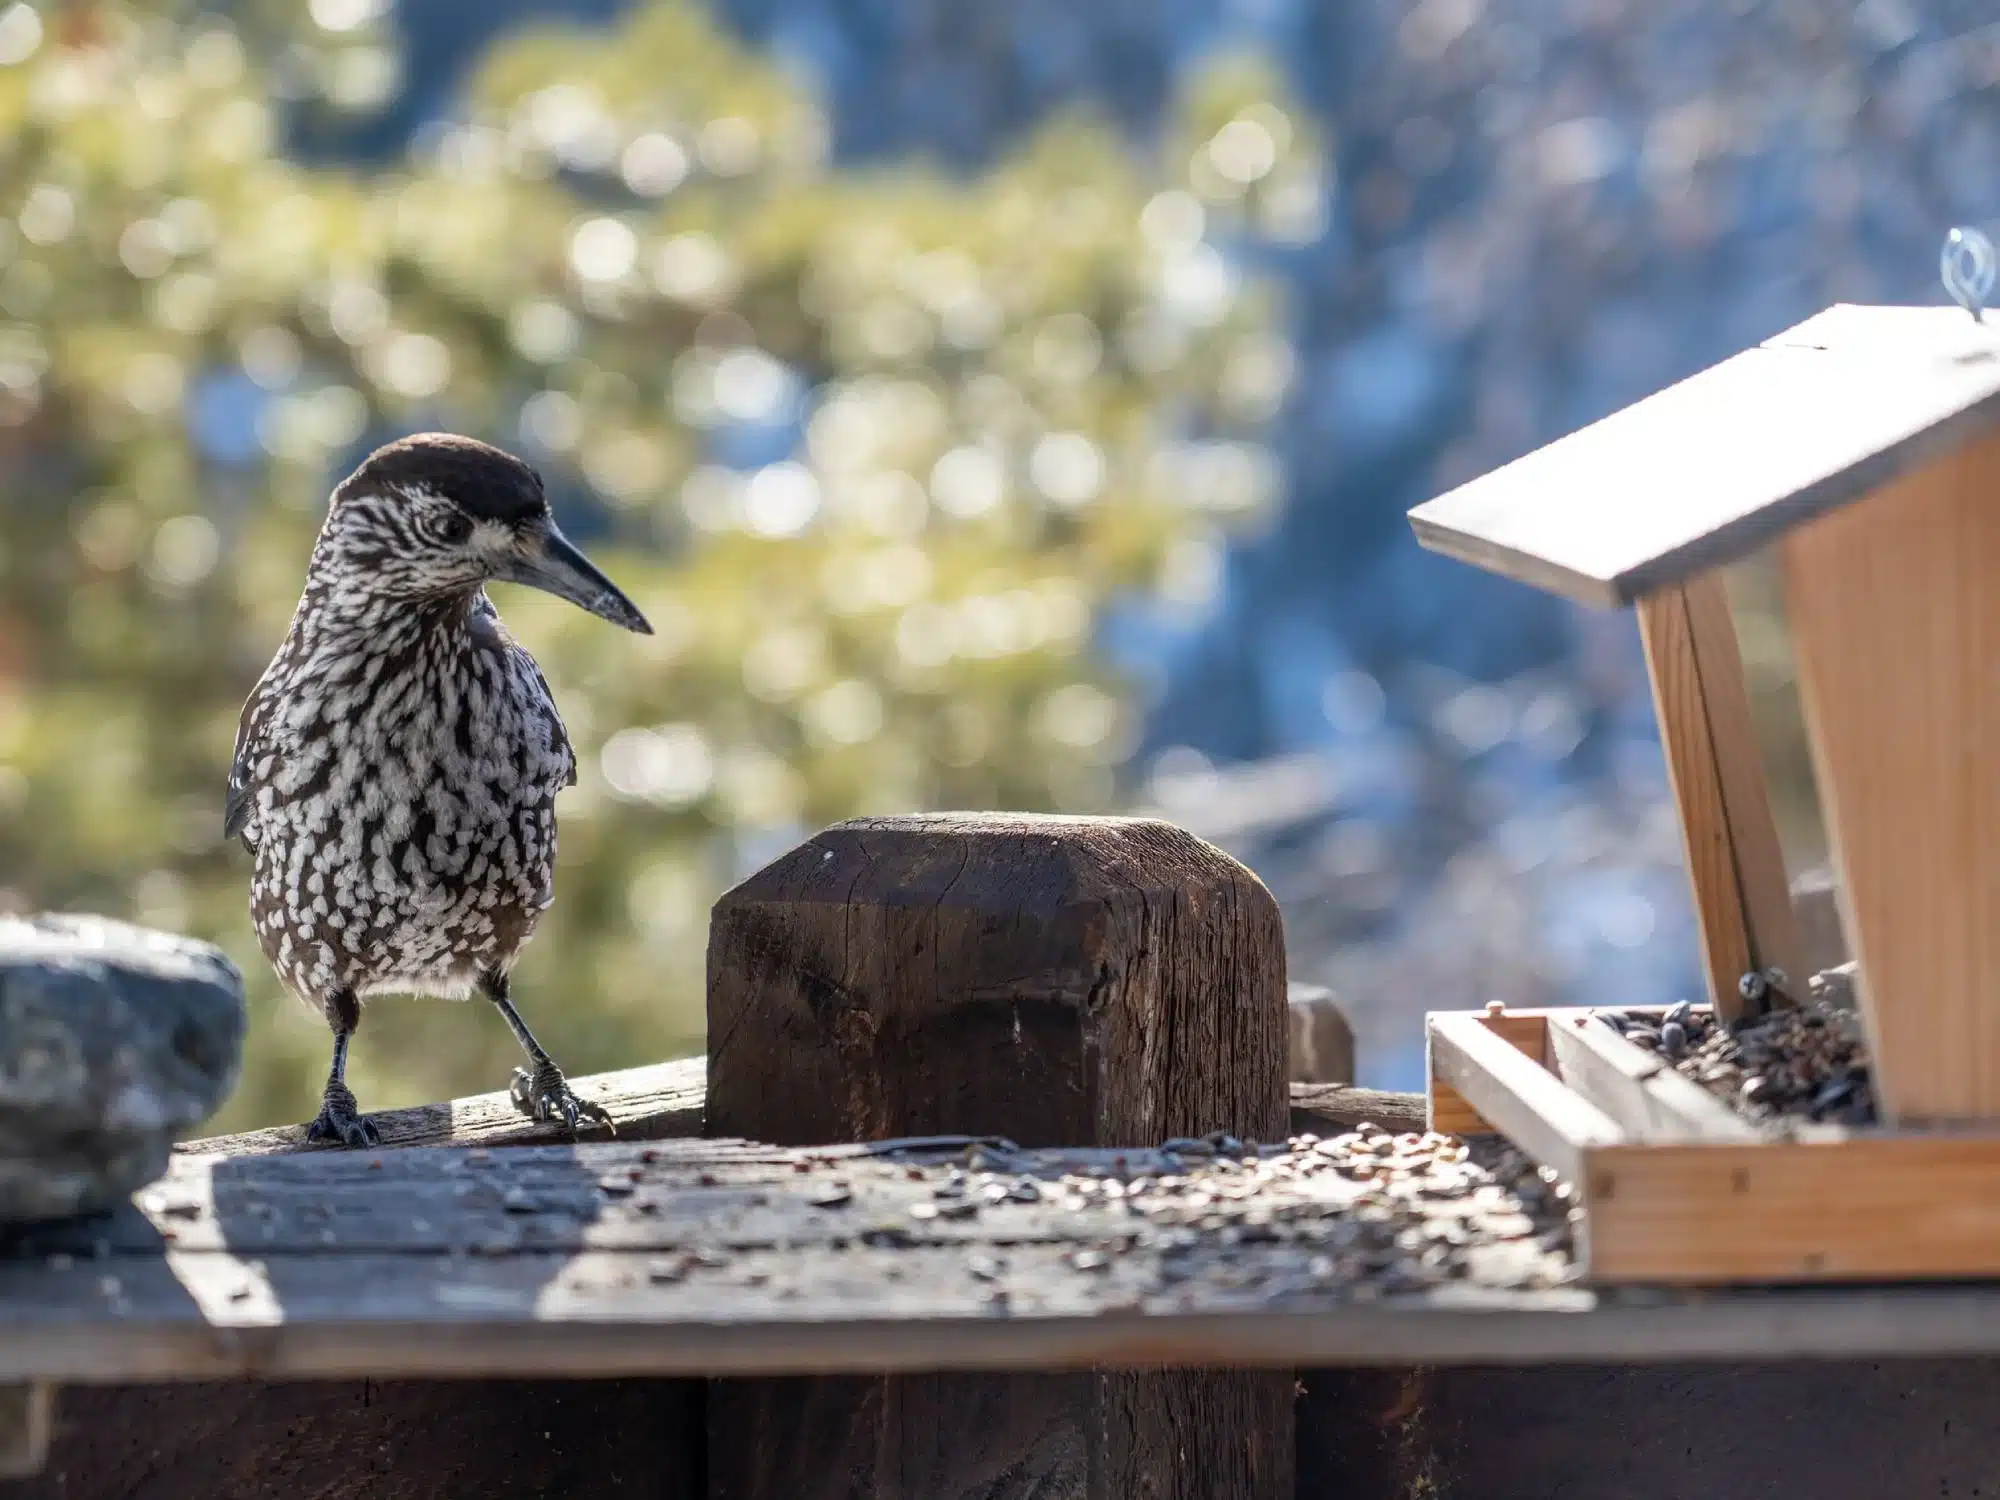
[225, 432, 652, 1147]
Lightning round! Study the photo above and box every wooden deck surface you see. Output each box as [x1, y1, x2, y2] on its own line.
[14, 1124, 2000, 1382]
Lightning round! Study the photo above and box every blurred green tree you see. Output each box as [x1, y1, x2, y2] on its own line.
[0, 0, 1313, 1132]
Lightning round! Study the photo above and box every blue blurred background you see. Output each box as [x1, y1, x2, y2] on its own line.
[0, 0, 1989, 1128]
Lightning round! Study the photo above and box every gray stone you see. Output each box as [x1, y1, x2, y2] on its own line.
[0, 914, 244, 1223]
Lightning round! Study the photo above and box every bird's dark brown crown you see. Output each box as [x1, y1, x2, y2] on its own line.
[335, 433, 547, 523]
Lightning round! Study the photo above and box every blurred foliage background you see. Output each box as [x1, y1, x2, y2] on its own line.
[0, 0, 1314, 1130]
[0, 0, 1992, 1129]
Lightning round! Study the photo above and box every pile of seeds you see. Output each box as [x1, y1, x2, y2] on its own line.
[1596, 965, 1875, 1128]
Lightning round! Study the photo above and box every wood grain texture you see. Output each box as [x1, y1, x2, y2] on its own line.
[2, 1379, 698, 1500]
[1425, 1009, 2000, 1285]
[1428, 1011, 1546, 1135]
[1427, 1014, 1623, 1183]
[1638, 583, 1758, 1019]
[18, 1245, 2000, 1378]
[704, 814, 1293, 1500]
[1584, 1133, 2000, 1283]
[1681, 572, 1807, 992]
[708, 1372, 1089, 1500]
[1548, 1016, 1732, 1141]
[181, 1058, 705, 1157]
[26, 1361, 2000, 1500]
[1546, 1014, 1757, 1142]
[16, 1128, 2000, 1379]
[1298, 1360, 2000, 1500]
[1781, 426, 2000, 1122]
[1289, 1085, 1426, 1137]
[1408, 304, 2000, 605]
[708, 814, 1288, 1149]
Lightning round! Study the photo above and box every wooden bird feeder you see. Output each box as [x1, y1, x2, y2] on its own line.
[1406, 303, 2000, 1283]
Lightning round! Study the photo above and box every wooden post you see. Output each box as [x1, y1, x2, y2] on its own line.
[1287, 982, 1355, 1085]
[1781, 427, 2000, 1124]
[1637, 571, 1805, 1021]
[706, 813, 1292, 1500]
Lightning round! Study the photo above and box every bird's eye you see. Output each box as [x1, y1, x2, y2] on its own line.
[439, 512, 474, 545]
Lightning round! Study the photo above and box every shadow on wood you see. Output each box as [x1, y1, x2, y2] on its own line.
[0, 1379, 699, 1500]
[1299, 1360, 2000, 1500]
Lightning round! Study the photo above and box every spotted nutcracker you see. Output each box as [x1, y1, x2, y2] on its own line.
[226, 433, 651, 1146]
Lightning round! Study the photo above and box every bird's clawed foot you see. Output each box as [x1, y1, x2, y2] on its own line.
[306, 1082, 381, 1148]
[510, 1062, 615, 1134]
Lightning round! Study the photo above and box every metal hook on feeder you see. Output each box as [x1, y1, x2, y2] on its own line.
[1941, 226, 1996, 323]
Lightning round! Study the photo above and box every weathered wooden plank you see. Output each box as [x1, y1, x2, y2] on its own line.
[10, 1137, 1455, 1261]
[184, 1069, 1410, 1159]
[18, 1236, 2000, 1381]
[706, 814, 1289, 1149]
[181, 1058, 706, 1157]
[19, 1112, 2000, 1386]
[6, 1379, 699, 1500]
[22, 1358, 2000, 1500]
[1298, 1360, 2000, 1500]
[708, 1372, 1091, 1500]
[18, 1359, 2000, 1500]
[705, 813, 1295, 1500]
[1408, 304, 2000, 606]
[1290, 1085, 1426, 1137]
[1781, 424, 2000, 1123]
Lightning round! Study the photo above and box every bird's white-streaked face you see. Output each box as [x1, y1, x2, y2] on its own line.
[316, 483, 530, 600]
[312, 435, 651, 634]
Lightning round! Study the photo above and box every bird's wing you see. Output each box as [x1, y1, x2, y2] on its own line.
[470, 593, 578, 789]
[224, 678, 275, 849]
[525, 651, 580, 789]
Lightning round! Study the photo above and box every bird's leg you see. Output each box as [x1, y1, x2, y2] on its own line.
[305, 993, 380, 1148]
[479, 969, 613, 1134]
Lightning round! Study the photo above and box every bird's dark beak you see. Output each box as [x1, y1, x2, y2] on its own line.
[499, 521, 653, 634]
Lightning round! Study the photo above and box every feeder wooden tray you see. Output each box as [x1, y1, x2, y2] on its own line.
[1427, 1003, 2000, 1285]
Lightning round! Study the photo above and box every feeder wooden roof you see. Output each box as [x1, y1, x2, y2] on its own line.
[1408, 304, 2000, 607]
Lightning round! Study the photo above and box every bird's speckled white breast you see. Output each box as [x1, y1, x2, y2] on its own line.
[242, 596, 573, 1008]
